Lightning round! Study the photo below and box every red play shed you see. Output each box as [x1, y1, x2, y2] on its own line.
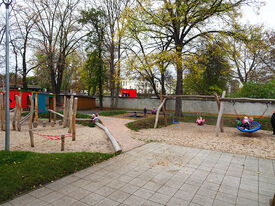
[0, 90, 32, 109]
[120, 89, 137, 97]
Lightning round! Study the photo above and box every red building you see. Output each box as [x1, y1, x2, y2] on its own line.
[120, 89, 137, 97]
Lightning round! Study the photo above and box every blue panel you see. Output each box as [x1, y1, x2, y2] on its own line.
[33, 93, 54, 113]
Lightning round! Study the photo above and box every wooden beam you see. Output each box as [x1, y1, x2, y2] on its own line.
[216, 91, 226, 137]
[160, 92, 167, 127]
[12, 95, 18, 130]
[154, 98, 167, 129]
[35, 92, 38, 122]
[53, 95, 56, 124]
[72, 98, 78, 141]
[96, 122, 122, 153]
[63, 96, 67, 128]
[17, 96, 22, 131]
[29, 95, 34, 130]
[68, 96, 73, 133]
[220, 97, 275, 103]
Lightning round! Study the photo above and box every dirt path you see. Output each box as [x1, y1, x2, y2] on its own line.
[100, 116, 145, 152]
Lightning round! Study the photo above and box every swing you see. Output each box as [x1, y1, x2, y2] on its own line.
[233, 101, 268, 133]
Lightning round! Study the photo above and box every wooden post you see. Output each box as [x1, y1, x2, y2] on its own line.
[35, 92, 38, 122]
[29, 130, 34, 147]
[0, 93, 3, 131]
[29, 95, 34, 130]
[72, 98, 78, 141]
[214, 92, 225, 133]
[68, 96, 73, 133]
[216, 91, 226, 137]
[12, 95, 18, 130]
[160, 92, 167, 127]
[154, 98, 166, 129]
[61, 134, 65, 151]
[66, 98, 70, 127]
[53, 95, 56, 124]
[17, 96, 22, 131]
[63, 96, 67, 128]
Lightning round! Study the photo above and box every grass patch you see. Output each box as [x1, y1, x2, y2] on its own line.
[127, 116, 184, 131]
[100, 110, 126, 116]
[127, 113, 272, 131]
[0, 151, 114, 203]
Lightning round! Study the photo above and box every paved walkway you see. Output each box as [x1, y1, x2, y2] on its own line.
[2, 143, 275, 206]
[99, 116, 144, 152]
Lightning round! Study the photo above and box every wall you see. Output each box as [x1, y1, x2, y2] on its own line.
[97, 96, 275, 117]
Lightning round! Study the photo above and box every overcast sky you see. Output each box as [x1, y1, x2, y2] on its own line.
[241, 0, 275, 30]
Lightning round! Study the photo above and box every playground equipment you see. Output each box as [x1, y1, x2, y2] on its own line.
[215, 94, 275, 136]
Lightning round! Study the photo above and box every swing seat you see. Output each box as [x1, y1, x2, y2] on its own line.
[237, 121, 261, 133]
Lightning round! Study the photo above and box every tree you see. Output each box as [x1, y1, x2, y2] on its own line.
[231, 80, 275, 99]
[82, 50, 107, 107]
[79, 8, 107, 109]
[29, 0, 84, 101]
[12, 3, 37, 89]
[226, 24, 271, 83]
[184, 40, 232, 95]
[127, 0, 259, 116]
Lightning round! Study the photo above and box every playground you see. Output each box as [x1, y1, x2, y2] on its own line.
[0, 118, 115, 153]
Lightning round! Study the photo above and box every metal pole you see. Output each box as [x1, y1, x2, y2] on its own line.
[4, 1, 11, 151]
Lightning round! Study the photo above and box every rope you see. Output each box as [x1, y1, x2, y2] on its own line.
[232, 101, 239, 116]
[33, 132, 71, 141]
[257, 103, 269, 119]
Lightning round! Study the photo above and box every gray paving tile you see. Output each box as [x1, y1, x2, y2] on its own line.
[23, 198, 48, 206]
[120, 183, 139, 194]
[67, 188, 91, 200]
[108, 190, 131, 203]
[259, 194, 273, 205]
[196, 187, 217, 199]
[28, 187, 53, 198]
[166, 197, 189, 206]
[157, 185, 178, 196]
[236, 197, 258, 206]
[191, 194, 214, 206]
[142, 181, 162, 192]
[222, 175, 241, 188]
[94, 186, 115, 197]
[96, 198, 120, 206]
[238, 189, 258, 202]
[40, 191, 65, 203]
[219, 184, 239, 196]
[142, 200, 163, 206]
[81, 182, 104, 192]
[129, 178, 148, 187]
[80, 193, 105, 206]
[149, 192, 171, 205]
[205, 172, 224, 184]
[200, 182, 220, 192]
[71, 201, 89, 206]
[134, 188, 154, 199]
[123, 195, 147, 206]
[215, 191, 236, 204]
[51, 196, 77, 206]
[212, 199, 235, 206]
[174, 189, 196, 201]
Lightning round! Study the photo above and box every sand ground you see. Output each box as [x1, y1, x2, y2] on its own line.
[0, 120, 114, 153]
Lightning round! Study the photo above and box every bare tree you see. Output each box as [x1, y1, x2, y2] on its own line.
[29, 0, 85, 100]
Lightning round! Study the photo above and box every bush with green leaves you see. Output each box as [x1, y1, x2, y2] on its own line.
[231, 80, 275, 99]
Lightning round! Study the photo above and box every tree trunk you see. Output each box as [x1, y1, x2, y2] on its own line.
[114, 37, 121, 108]
[110, 40, 115, 109]
[175, 47, 183, 117]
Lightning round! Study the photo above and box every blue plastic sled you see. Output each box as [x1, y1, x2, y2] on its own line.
[237, 121, 261, 133]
